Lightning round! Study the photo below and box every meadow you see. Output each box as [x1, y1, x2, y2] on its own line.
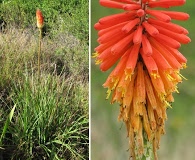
[0, 0, 88, 159]
[91, 1, 195, 160]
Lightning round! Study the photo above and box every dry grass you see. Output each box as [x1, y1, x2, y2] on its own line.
[0, 26, 88, 84]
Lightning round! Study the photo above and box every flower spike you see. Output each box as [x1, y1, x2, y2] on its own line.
[93, 0, 190, 159]
[36, 9, 44, 29]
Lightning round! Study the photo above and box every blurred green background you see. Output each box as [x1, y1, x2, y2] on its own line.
[91, 1, 195, 160]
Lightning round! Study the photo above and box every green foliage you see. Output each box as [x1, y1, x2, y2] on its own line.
[0, 0, 88, 41]
[0, 105, 16, 146]
[3, 74, 88, 159]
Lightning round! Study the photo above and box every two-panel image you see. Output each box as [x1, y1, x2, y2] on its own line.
[0, 0, 194, 160]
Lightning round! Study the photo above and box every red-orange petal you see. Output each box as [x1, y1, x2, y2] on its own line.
[142, 34, 153, 56]
[160, 10, 189, 21]
[97, 46, 113, 62]
[98, 21, 128, 37]
[97, 24, 125, 44]
[163, 45, 187, 65]
[142, 21, 159, 37]
[111, 31, 134, 55]
[95, 33, 127, 53]
[140, 48, 158, 76]
[100, 47, 127, 71]
[147, 18, 188, 34]
[100, 42, 132, 71]
[112, 0, 137, 3]
[153, 24, 191, 44]
[122, 18, 140, 33]
[146, 9, 171, 22]
[149, 37, 182, 69]
[151, 47, 172, 72]
[94, 12, 136, 30]
[133, 25, 143, 44]
[123, 4, 141, 11]
[99, 12, 136, 25]
[125, 44, 141, 77]
[148, 0, 186, 8]
[100, 0, 124, 9]
[98, 31, 126, 44]
[153, 33, 181, 49]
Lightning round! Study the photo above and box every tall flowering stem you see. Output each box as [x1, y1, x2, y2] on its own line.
[36, 9, 44, 80]
[93, 0, 190, 159]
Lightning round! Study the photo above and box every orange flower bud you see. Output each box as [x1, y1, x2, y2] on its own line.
[149, 0, 186, 8]
[146, 9, 171, 22]
[36, 9, 44, 29]
[136, 9, 145, 17]
[100, 0, 124, 9]
[160, 10, 189, 20]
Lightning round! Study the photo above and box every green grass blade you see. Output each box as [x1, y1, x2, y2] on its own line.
[0, 104, 16, 146]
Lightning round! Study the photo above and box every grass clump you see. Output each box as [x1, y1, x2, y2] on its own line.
[3, 73, 88, 160]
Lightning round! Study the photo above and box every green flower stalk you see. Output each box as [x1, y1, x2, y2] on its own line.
[36, 9, 44, 80]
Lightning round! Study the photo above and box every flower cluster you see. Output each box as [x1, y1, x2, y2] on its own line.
[93, 0, 190, 159]
[36, 9, 44, 29]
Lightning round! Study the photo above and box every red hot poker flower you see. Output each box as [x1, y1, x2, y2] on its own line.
[93, 0, 190, 159]
[36, 9, 44, 29]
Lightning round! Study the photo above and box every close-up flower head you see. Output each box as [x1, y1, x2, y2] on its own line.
[93, 0, 191, 159]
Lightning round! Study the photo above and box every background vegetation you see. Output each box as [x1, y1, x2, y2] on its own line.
[91, 1, 195, 160]
[0, 0, 88, 159]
